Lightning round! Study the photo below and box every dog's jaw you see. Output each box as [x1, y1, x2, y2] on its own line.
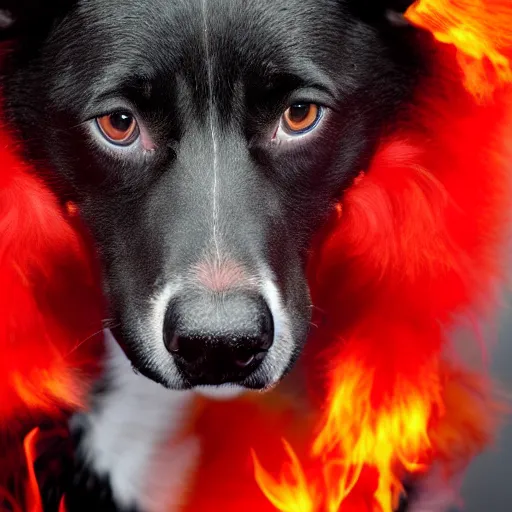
[133, 266, 297, 391]
[194, 384, 247, 399]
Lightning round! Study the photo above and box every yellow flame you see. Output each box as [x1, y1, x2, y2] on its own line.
[254, 1, 511, 509]
[253, 358, 440, 512]
[405, 0, 512, 100]
[315, 362, 436, 512]
[252, 441, 318, 512]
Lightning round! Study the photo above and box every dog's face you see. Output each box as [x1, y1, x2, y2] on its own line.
[2, 0, 420, 392]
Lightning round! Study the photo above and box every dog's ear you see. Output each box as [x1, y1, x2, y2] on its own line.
[0, 0, 72, 40]
[361, 0, 416, 13]
[350, 0, 416, 26]
[381, 0, 416, 12]
[0, 1, 39, 38]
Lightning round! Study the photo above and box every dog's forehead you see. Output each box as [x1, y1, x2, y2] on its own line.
[43, 0, 358, 116]
[57, 0, 349, 77]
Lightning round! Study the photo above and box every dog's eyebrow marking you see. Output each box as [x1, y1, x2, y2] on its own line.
[201, 0, 221, 261]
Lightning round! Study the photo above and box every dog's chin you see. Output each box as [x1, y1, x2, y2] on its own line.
[193, 384, 248, 400]
[131, 362, 278, 395]
[112, 330, 289, 394]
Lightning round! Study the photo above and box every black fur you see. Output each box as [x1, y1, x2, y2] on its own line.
[63, 425, 136, 512]
[1, 0, 426, 393]
[0, 1, 428, 507]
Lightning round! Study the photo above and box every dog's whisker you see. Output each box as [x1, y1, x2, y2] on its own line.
[102, 318, 118, 329]
[310, 304, 326, 315]
[64, 324, 118, 359]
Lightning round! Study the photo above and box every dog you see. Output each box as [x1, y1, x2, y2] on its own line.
[0, 0, 462, 510]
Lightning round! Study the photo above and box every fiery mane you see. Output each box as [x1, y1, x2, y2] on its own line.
[252, 1, 512, 510]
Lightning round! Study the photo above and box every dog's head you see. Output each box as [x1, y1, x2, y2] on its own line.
[1, 0, 422, 393]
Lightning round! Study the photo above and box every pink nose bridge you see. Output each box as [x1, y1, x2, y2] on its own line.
[192, 258, 255, 292]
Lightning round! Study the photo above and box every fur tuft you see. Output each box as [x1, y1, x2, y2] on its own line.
[0, 125, 104, 434]
[298, 41, 512, 509]
[406, 0, 512, 101]
[0, 3, 511, 509]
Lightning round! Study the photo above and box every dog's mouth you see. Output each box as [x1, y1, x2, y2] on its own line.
[108, 266, 304, 391]
[111, 321, 291, 393]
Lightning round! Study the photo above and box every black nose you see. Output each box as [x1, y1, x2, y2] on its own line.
[163, 293, 274, 385]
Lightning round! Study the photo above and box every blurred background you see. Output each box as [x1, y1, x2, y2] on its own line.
[462, 292, 512, 511]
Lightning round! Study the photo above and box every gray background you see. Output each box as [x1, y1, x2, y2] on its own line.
[462, 293, 512, 511]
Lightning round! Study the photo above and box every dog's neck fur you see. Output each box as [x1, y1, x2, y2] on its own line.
[73, 331, 461, 512]
[72, 331, 200, 512]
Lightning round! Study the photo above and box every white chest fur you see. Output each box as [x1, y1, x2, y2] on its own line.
[72, 330, 200, 512]
[72, 330, 459, 512]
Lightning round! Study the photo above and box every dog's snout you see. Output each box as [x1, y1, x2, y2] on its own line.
[163, 292, 274, 385]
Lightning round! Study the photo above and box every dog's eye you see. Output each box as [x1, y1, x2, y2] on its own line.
[96, 112, 139, 146]
[281, 103, 322, 135]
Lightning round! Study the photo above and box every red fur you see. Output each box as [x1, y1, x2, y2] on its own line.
[0, 11, 511, 511]
[306, 42, 512, 399]
[292, 42, 512, 508]
[181, 42, 512, 509]
[0, 126, 104, 433]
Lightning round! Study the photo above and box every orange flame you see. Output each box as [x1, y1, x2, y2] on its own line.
[313, 362, 437, 512]
[1, 427, 68, 512]
[405, 0, 512, 100]
[253, 440, 318, 512]
[253, 356, 439, 512]
[253, 1, 511, 509]
[23, 428, 44, 512]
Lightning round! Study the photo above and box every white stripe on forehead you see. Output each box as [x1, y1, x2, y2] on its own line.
[201, 0, 222, 263]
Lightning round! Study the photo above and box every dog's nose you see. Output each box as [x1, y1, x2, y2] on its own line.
[163, 293, 274, 385]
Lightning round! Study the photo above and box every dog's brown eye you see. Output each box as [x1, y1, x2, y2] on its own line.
[282, 103, 321, 134]
[96, 112, 139, 146]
